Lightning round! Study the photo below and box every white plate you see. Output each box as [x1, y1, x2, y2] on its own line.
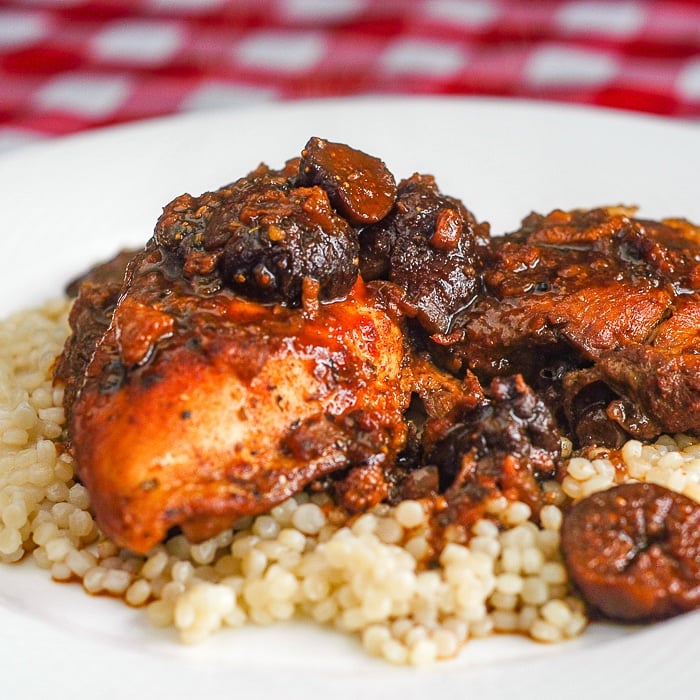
[1, 97, 699, 699]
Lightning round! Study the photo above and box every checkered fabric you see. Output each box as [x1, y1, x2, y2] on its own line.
[0, 0, 698, 152]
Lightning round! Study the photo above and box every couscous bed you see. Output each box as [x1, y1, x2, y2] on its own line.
[1, 298, 699, 665]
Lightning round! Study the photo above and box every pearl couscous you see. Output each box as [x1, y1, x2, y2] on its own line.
[0, 299, 697, 665]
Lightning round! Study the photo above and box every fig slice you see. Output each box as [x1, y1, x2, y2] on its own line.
[561, 482, 700, 621]
[298, 137, 397, 225]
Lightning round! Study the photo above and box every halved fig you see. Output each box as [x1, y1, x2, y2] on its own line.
[298, 137, 397, 225]
[561, 482, 700, 621]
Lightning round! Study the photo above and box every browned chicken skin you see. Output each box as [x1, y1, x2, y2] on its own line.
[69, 277, 410, 552]
[58, 134, 700, 632]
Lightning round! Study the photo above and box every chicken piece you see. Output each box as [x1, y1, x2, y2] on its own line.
[59, 140, 411, 554]
[567, 318, 700, 441]
[439, 208, 676, 380]
[69, 276, 409, 553]
[436, 207, 700, 446]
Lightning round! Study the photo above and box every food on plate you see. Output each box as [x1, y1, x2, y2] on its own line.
[561, 482, 700, 621]
[359, 171, 488, 334]
[437, 207, 700, 443]
[2, 136, 700, 664]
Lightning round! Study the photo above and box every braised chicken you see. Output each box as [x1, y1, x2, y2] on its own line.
[58, 134, 700, 631]
[435, 207, 700, 447]
[57, 138, 486, 554]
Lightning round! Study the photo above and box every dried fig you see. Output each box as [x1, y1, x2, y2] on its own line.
[561, 482, 700, 621]
[298, 137, 397, 225]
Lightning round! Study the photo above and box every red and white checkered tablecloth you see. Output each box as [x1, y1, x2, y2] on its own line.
[1, 0, 699, 152]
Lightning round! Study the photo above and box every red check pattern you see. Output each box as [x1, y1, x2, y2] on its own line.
[0, 0, 699, 151]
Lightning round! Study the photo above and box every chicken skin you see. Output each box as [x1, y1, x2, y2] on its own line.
[68, 276, 409, 553]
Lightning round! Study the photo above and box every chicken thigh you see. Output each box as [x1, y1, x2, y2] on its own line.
[58, 139, 413, 553]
